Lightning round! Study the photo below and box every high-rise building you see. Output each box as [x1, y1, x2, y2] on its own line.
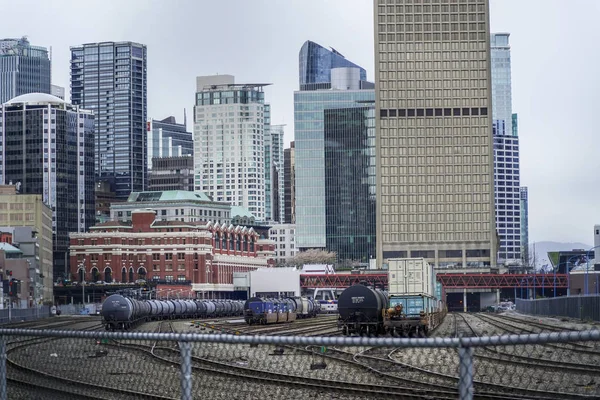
[491, 33, 521, 264]
[51, 85, 65, 100]
[520, 186, 529, 266]
[148, 156, 194, 192]
[295, 40, 374, 251]
[0, 93, 95, 279]
[147, 116, 193, 170]
[374, 0, 496, 269]
[299, 40, 367, 91]
[193, 75, 270, 221]
[70, 41, 147, 200]
[283, 142, 296, 224]
[0, 37, 51, 104]
[324, 106, 376, 264]
[265, 124, 285, 222]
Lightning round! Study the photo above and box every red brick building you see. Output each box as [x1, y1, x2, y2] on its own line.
[69, 210, 275, 297]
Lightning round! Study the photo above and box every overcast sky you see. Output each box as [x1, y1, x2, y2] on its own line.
[4, 0, 599, 246]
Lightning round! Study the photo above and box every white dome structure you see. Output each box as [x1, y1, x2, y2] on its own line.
[4, 92, 66, 105]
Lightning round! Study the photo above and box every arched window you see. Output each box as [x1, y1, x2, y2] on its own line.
[91, 268, 99, 283]
[215, 233, 220, 249]
[236, 235, 240, 251]
[230, 234, 234, 251]
[128, 268, 134, 283]
[104, 267, 112, 283]
[79, 268, 85, 283]
[250, 237, 255, 252]
[243, 236, 248, 252]
[137, 267, 147, 280]
[121, 268, 127, 283]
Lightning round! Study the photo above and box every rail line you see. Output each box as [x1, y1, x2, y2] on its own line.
[5, 320, 176, 400]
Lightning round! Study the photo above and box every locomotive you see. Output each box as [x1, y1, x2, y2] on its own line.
[243, 296, 318, 325]
[101, 294, 244, 330]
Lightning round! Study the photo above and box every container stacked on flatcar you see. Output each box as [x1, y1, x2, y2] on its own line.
[383, 258, 446, 336]
[337, 284, 388, 335]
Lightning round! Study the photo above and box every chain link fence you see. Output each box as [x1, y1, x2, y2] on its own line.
[0, 313, 599, 399]
[0, 306, 50, 325]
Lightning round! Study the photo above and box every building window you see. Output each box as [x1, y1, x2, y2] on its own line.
[178, 264, 185, 271]
[165, 253, 173, 260]
[165, 275, 173, 282]
[153, 264, 160, 271]
[177, 275, 186, 282]
[178, 253, 185, 260]
[152, 253, 160, 261]
[165, 265, 173, 271]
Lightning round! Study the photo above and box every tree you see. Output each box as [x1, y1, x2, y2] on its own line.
[279, 249, 337, 267]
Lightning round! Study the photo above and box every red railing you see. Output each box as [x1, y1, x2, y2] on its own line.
[300, 273, 569, 289]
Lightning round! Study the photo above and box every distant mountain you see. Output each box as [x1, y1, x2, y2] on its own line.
[530, 241, 592, 270]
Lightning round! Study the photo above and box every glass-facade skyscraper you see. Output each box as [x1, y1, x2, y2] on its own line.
[324, 106, 376, 263]
[299, 40, 367, 90]
[374, 0, 496, 270]
[265, 124, 285, 222]
[0, 93, 95, 279]
[70, 41, 147, 200]
[147, 116, 193, 170]
[0, 37, 51, 104]
[193, 75, 269, 221]
[294, 40, 374, 254]
[491, 33, 522, 264]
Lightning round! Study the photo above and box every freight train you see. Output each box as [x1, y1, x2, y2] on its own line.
[338, 258, 447, 337]
[243, 296, 319, 325]
[101, 294, 244, 330]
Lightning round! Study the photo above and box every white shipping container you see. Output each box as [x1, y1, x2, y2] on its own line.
[388, 258, 435, 297]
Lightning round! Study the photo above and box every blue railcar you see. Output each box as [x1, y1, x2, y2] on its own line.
[243, 297, 297, 325]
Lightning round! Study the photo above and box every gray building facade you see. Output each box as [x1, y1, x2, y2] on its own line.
[0, 37, 51, 104]
[284, 142, 295, 224]
[0, 93, 95, 279]
[70, 41, 147, 200]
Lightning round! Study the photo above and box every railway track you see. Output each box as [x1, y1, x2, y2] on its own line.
[5, 319, 176, 400]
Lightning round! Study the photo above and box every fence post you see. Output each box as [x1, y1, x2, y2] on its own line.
[458, 344, 474, 400]
[179, 341, 192, 400]
[0, 335, 6, 400]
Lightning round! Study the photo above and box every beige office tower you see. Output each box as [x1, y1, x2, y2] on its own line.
[374, 0, 497, 270]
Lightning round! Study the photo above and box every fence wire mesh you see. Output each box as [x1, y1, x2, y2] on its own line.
[0, 312, 599, 400]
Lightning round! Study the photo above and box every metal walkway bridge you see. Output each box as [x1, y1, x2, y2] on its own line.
[300, 273, 568, 289]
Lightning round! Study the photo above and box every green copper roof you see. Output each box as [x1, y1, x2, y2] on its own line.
[128, 190, 212, 203]
[0, 243, 22, 254]
[230, 205, 255, 219]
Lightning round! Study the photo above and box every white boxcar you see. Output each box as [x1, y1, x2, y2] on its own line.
[388, 258, 435, 297]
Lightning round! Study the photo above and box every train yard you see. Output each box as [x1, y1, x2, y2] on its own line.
[2, 311, 599, 399]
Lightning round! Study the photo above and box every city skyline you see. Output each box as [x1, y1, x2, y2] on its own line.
[2, 0, 599, 244]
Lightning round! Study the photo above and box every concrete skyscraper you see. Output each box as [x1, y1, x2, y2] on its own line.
[193, 75, 270, 221]
[374, 0, 496, 269]
[70, 41, 147, 200]
[490, 33, 522, 265]
[295, 40, 374, 254]
[0, 37, 51, 104]
[0, 93, 95, 279]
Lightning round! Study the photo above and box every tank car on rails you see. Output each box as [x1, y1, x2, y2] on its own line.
[101, 294, 245, 330]
[337, 284, 388, 336]
[287, 296, 319, 319]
